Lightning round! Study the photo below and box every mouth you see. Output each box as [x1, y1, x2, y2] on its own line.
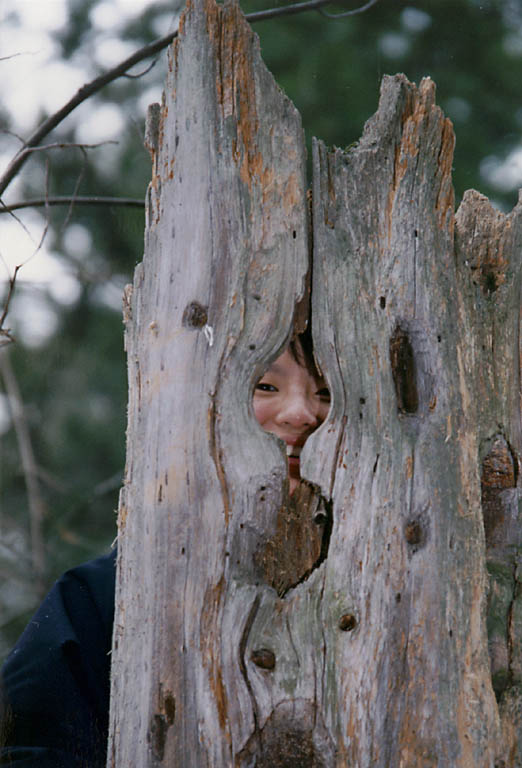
[286, 444, 302, 459]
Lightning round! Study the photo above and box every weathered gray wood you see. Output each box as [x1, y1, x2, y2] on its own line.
[107, 0, 311, 764]
[455, 189, 522, 764]
[307, 76, 521, 766]
[108, 0, 522, 764]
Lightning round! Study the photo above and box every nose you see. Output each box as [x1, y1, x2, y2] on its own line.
[274, 391, 320, 429]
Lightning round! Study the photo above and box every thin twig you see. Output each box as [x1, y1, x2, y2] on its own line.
[122, 59, 158, 79]
[245, 0, 370, 22]
[0, 0, 380, 197]
[318, 0, 379, 18]
[0, 128, 25, 144]
[0, 196, 145, 213]
[0, 264, 20, 345]
[0, 200, 39, 244]
[0, 51, 38, 62]
[0, 350, 47, 596]
[62, 146, 88, 230]
[14, 140, 119, 164]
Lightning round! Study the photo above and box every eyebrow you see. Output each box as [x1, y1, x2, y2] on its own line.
[264, 362, 284, 375]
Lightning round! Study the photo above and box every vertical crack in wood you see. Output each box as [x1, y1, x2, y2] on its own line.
[200, 576, 230, 737]
[506, 562, 517, 696]
[208, 384, 231, 526]
[482, 434, 519, 700]
[238, 593, 263, 759]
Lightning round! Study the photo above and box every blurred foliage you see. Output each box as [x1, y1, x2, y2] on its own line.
[1, 0, 521, 660]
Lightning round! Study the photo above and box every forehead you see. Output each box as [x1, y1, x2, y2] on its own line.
[264, 349, 322, 381]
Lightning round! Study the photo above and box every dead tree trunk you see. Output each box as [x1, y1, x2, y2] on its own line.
[107, 0, 521, 765]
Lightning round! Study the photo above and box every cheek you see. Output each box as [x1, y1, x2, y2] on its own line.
[318, 401, 330, 423]
[252, 397, 271, 428]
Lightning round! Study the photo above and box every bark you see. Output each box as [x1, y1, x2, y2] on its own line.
[108, 0, 311, 764]
[108, 1, 522, 765]
[308, 75, 521, 766]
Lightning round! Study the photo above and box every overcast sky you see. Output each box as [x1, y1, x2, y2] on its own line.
[0, 0, 169, 345]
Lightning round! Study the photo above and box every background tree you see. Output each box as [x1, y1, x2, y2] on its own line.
[1, 0, 521, 661]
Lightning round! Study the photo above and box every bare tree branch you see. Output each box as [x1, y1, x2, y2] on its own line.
[0, 31, 180, 197]
[122, 59, 158, 79]
[0, 350, 47, 596]
[0, 128, 25, 144]
[62, 146, 88, 231]
[0, 200, 39, 243]
[14, 140, 119, 165]
[318, 0, 379, 19]
[0, 265, 20, 346]
[0, 0, 380, 197]
[246, 0, 376, 22]
[0, 196, 145, 214]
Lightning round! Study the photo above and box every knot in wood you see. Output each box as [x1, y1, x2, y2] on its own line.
[389, 326, 419, 414]
[251, 648, 276, 670]
[182, 301, 208, 329]
[481, 436, 517, 489]
[338, 613, 357, 632]
[404, 519, 423, 546]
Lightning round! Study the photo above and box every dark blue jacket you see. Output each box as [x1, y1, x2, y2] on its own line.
[0, 549, 116, 767]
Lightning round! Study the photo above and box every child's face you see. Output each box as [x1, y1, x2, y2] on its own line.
[253, 348, 330, 494]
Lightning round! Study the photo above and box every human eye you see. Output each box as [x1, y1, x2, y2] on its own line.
[255, 381, 278, 393]
[316, 386, 331, 403]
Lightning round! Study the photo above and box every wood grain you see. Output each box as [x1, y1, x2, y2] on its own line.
[108, 2, 522, 763]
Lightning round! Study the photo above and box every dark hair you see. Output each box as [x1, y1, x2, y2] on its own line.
[288, 325, 320, 378]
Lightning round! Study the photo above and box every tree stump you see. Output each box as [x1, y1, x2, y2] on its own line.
[108, 1, 522, 765]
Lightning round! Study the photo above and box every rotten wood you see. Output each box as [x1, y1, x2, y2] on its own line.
[108, 0, 312, 764]
[108, 1, 522, 764]
[308, 75, 521, 766]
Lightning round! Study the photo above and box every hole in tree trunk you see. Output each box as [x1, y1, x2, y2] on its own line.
[238, 700, 335, 768]
[389, 326, 419, 414]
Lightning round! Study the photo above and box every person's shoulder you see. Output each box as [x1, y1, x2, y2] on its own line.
[56, 547, 117, 637]
[1, 549, 117, 764]
[3, 547, 117, 675]
[60, 548, 117, 601]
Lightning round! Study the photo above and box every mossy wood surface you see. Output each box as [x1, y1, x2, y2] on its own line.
[108, 0, 522, 765]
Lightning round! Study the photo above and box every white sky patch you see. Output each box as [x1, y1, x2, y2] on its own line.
[0, 211, 81, 308]
[481, 148, 522, 192]
[1, 1, 72, 133]
[8, 289, 60, 347]
[6, 0, 67, 33]
[1, 0, 152, 347]
[93, 37, 137, 69]
[91, 0, 161, 32]
[90, 1, 123, 31]
[138, 85, 164, 115]
[92, 275, 127, 312]
[401, 7, 432, 33]
[63, 223, 93, 258]
[75, 102, 127, 144]
[0, 210, 51, 275]
[48, 271, 82, 305]
[113, 0, 157, 12]
[152, 11, 181, 37]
